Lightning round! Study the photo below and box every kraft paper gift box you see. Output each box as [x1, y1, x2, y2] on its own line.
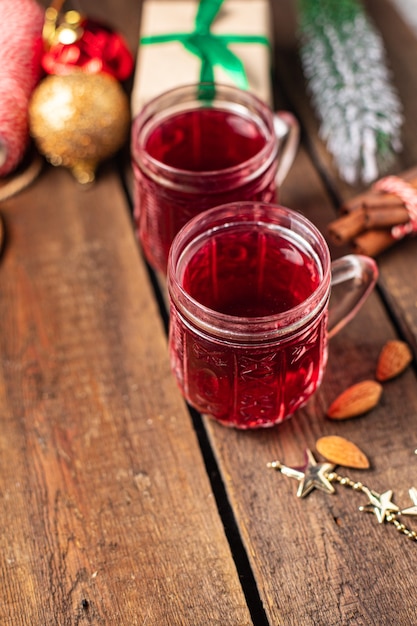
[131, 0, 273, 115]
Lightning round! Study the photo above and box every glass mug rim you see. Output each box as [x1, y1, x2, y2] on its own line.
[131, 82, 279, 192]
[167, 202, 332, 342]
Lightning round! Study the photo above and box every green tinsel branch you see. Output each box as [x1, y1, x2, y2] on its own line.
[298, 0, 403, 184]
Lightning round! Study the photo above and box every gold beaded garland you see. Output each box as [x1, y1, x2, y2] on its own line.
[269, 449, 417, 544]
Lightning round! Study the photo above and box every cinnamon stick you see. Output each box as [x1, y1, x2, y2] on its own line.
[328, 209, 366, 244]
[352, 229, 395, 257]
[362, 195, 404, 209]
[330, 167, 417, 256]
[342, 191, 403, 213]
[364, 206, 409, 229]
[327, 203, 410, 243]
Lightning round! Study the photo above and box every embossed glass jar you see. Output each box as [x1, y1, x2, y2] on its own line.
[131, 83, 299, 273]
[167, 202, 378, 429]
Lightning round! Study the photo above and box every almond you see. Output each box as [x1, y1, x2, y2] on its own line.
[327, 380, 382, 420]
[316, 435, 370, 469]
[376, 340, 413, 382]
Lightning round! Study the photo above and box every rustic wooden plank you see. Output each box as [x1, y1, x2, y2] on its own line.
[118, 0, 417, 620]
[0, 166, 252, 625]
[204, 147, 417, 625]
[200, 4, 417, 622]
[365, 0, 417, 167]
[123, 0, 417, 621]
[20, 2, 417, 625]
[360, 0, 417, 355]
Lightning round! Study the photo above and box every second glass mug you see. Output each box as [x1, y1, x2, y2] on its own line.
[131, 82, 299, 273]
[167, 202, 379, 430]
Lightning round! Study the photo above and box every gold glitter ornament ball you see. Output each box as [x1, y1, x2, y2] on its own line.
[29, 71, 131, 184]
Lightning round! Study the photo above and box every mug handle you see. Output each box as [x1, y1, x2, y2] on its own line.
[273, 111, 300, 185]
[328, 254, 378, 339]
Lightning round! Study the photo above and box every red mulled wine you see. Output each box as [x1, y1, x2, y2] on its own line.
[145, 108, 267, 172]
[182, 227, 320, 317]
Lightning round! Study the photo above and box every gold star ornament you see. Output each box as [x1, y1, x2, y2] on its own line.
[268, 449, 335, 498]
[400, 487, 417, 516]
[359, 489, 399, 524]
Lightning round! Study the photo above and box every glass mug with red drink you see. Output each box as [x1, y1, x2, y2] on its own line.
[131, 83, 299, 273]
[167, 202, 378, 429]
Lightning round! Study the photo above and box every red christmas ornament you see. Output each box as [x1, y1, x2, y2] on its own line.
[29, 6, 133, 184]
[42, 11, 134, 82]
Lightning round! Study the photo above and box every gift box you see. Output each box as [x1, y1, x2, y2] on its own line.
[131, 0, 273, 115]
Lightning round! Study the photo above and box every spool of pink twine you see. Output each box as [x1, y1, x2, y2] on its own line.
[0, 0, 44, 177]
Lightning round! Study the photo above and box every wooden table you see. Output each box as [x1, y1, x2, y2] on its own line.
[2, 0, 417, 624]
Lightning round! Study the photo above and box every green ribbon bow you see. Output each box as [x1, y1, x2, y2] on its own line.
[140, 0, 270, 89]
